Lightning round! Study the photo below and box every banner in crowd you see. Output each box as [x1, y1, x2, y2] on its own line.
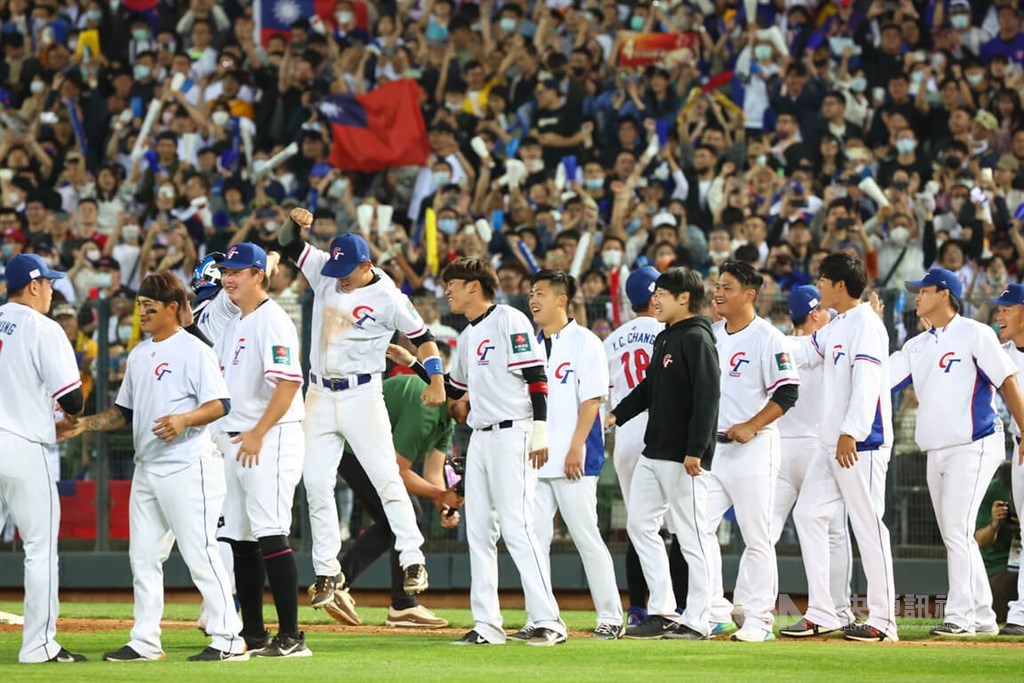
[616, 32, 699, 67]
[255, 0, 369, 45]
[321, 79, 430, 172]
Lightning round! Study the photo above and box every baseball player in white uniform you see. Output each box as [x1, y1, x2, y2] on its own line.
[783, 253, 898, 643]
[605, 268, 689, 626]
[514, 269, 621, 639]
[275, 209, 443, 607]
[706, 261, 800, 643]
[888, 269, 1024, 637]
[774, 286, 855, 631]
[442, 257, 566, 647]
[0, 254, 87, 663]
[61, 272, 246, 661]
[214, 243, 309, 657]
[991, 283, 1024, 636]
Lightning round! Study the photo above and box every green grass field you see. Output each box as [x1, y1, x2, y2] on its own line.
[0, 601, 1020, 682]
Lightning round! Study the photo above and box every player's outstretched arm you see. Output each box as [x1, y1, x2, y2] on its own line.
[275, 208, 313, 263]
[152, 399, 228, 443]
[58, 405, 128, 441]
[415, 340, 448, 406]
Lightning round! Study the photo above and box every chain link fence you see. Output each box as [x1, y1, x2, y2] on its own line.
[2, 289, 1012, 560]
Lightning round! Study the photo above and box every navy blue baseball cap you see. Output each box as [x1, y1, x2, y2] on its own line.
[905, 268, 962, 301]
[626, 266, 660, 307]
[990, 284, 1024, 307]
[788, 285, 821, 320]
[221, 242, 268, 270]
[4, 253, 65, 290]
[322, 233, 371, 279]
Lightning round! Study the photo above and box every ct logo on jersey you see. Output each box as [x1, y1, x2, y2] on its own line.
[832, 344, 846, 365]
[232, 338, 246, 365]
[939, 352, 961, 373]
[554, 361, 575, 384]
[728, 352, 749, 377]
[476, 339, 495, 365]
[154, 362, 172, 381]
[352, 305, 376, 328]
[662, 353, 674, 368]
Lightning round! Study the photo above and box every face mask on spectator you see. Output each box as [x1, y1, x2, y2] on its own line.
[118, 324, 133, 341]
[601, 249, 623, 268]
[30, 79, 45, 94]
[1, 244, 13, 260]
[584, 177, 604, 190]
[755, 154, 767, 166]
[122, 224, 140, 241]
[86, 9, 103, 22]
[95, 272, 112, 288]
[132, 28, 150, 41]
[426, 20, 448, 41]
[212, 110, 230, 126]
[438, 217, 458, 235]
[42, 255, 58, 268]
[525, 159, 544, 173]
[709, 249, 732, 261]
[433, 171, 451, 187]
[966, 72, 984, 86]
[161, 110, 174, 126]
[951, 14, 969, 29]
[85, 248, 100, 262]
[158, 185, 176, 200]
[133, 64, 151, 80]
[630, 15, 644, 30]
[895, 138, 916, 154]
[500, 18, 517, 32]
[336, 10, 353, 25]
[911, 70, 925, 84]
[626, 217, 642, 235]
[889, 226, 910, 246]
[849, 77, 867, 92]
[754, 45, 772, 61]
[262, 220, 280, 233]
[445, 101, 462, 111]
[328, 178, 349, 198]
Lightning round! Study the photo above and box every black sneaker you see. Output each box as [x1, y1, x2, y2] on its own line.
[779, 618, 839, 638]
[254, 632, 312, 658]
[403, 564, 429, 594]
[309, 574, 341, 608]
[999, 623, 1024, 636]
[525, 627, 566, 647]
[592, 623, 625, 640]
[103, 645, 156, 662]
[243, 630, 271, 654]
[187, 646, 250, 661]
[624, 615, 679, 640]
[451, 629, 490, 645]
[663, 625, 708, 640]
[843, 624, 891, 642]
[930, 622, 973, 637]
[507, 626, 536, 641]
[48, 648, 87, 662]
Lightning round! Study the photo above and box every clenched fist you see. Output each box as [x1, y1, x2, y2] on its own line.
[291, 207, 313, 229]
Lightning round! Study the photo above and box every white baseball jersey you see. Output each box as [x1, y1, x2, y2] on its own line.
[195, 289, 239, 342]
[604, 315, 663, 406]
[714, 317, 800, 433]
[779, 335, 823, 440]
[116, 328, 230, 476]
[539, 319, 609, 479]
[796, 302, 893, 451]
[1002, 341, 1024, 438]
[0, 303, 81, 444]
[296, 244, 427, 376]
[889, 315, 1016, 451]
[448, 304, 544, 430]
[214, 299, 304, 433]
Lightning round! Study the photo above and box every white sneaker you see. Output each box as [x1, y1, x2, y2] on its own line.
[976, 623, 1000, 636]
[386, 605, 448, 629]
[731, 625, 775, 642]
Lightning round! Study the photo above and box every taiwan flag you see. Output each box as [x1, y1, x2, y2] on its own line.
[320, 80, 430, 172]
[255, 0, 370, 45]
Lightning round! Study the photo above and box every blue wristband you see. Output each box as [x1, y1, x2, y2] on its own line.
[423, 356, 444, 377]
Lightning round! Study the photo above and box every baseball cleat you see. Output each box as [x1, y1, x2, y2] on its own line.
[451, 629, 491, 645]
[930, 623, 975, 637]
[386, 605, 448, 629]
[47, 648, 87, 663]
[730, 626, 775, 642]
[402, 564, 429, 594]
[508, 626, 536, 641]
[975, 623, 999, 636]
[187, 646, 250, 662]
[103, 645, 162, 662]
[624, 615, 679, 639]
[664, 625, 709, 641]
[592, 623, 625, 640]
[254, 632, 312, 658]
[526, 627, 566, 647]
[626, 606, 647, 627]
[730, 604, 746, 629]
[321, 587, 361, 626]
[309, 574, 342, 608]
[843, 624, 892, 642]
[709, 621, 737, 637]
[999, 623, 1024, 636]
[243, 630, 271, 654]
[779, 618, 839, 638]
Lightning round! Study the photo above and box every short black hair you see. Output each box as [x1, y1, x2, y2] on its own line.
[441, 257, 499, 300]
[719, 260, 763, 294]
[531, 269, 577, 303]
[655, 267, 704, 313]
[819, 252, 868, 298]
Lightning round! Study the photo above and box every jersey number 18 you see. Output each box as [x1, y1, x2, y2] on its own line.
[621, 349, 650, 389]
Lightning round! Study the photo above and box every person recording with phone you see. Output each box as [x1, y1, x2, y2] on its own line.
[976, 461, 1021, 625]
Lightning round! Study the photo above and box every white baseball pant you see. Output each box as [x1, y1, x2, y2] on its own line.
[775, 436, 852, 616]
[705, 431, 780, 632]
[0, 432, 63, 662]
[613, 418, 646, 507]
[127, 454, 244, 657]
[1007, 453, 1024, 626]
[465, 422, 564, 643]
[533, 477, 623, 627]
[220, 423, 304, 541]
[302, 380, 424, 577]
[794, 446, 898, 640]
[627, 456, 711, 636]
[927, 432, 1004, 633]
[198, 431, 238, 633]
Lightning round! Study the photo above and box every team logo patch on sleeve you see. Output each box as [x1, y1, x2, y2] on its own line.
[775, 352, 793, 371]
[272, 346, 292, 364]
[510, 333, 532, 353]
